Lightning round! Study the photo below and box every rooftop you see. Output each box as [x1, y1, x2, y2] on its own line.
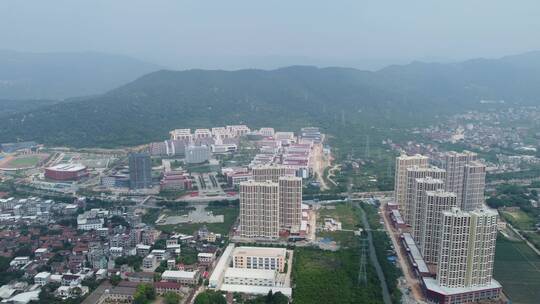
[225, 268, 276, 280]
[233, 246, 287, 257]
[46, 163, 86, 172]
[162, 270, 198, 279]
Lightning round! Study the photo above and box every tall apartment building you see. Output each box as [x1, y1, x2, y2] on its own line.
[394, 155, 429, 217]
[441, 151, 477, 207]
[437, 207, 498, 288]
[129, 153, 152, 189]
[410, 177, 445, 246]
[466, 208, 498, 286]
[420, 190, 457, 264]
[278, 176, 302, 232]
[403, 166, 446, 224]
[251, 164, 296, 183]
[462, 161, 486, 211]
[438, 208, 471, 288]
[239, 181, 280, 239]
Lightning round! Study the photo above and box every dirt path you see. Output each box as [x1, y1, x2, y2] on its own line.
[312, 142, 331, 190]
[380, 202, 426, 303]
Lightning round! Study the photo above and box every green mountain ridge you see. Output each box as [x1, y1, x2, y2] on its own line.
[1, 51, 540, 148]
[0, 50, 161, 99]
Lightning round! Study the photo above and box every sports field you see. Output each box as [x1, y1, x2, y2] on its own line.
[0, 153, 48, 170]
[494, 236, 540, 304]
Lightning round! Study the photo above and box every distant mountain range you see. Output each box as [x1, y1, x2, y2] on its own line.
[0, 50, 161, 99]
[1, 51, 540, 148]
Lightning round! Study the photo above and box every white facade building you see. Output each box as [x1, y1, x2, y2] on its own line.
[239, 181, 280, 239]
[394, 154, 429, 218]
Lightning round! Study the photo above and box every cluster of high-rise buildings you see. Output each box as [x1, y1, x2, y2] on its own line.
[393, 151, 501, 303]
[239, 164, 303, 239]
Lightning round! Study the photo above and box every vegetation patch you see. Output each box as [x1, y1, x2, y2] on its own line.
[494, 235, 540, 304]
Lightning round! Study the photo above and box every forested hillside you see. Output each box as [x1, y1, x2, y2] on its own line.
[1, 51, 540, 148]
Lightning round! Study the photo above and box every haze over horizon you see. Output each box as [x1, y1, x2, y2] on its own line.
[2, 0, 540, 70]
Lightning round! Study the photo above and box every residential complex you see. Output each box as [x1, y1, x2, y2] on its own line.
[440, 151, 477, 208]
[462, 161, 487, 211]
[278, 176, 302, 232]
[239, 181, 280, 239]
[394, 154, 429, 217]
[404, 165, 446, 224]
[391, 152, 501, 303]
[419, 190, 457, 264]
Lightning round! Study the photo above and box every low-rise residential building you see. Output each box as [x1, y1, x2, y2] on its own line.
[161, 270, 200, 285]
[197, 252, 215, 265]
[34, 272, 51, 286]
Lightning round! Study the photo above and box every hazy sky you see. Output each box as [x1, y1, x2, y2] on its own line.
[2, 0, 540, 70]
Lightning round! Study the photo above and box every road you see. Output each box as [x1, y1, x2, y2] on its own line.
[507, 222, 540, 256]
[380, 202, 426, 303]
[357, 203, 392, 304]
[311, 141, 331, 190]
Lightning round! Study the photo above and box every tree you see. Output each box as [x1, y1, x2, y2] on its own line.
[110, 274, 122, 286]
[164, 292, 182, 304]
[133, 283, 156, 304]
[194, 290, 226, 304]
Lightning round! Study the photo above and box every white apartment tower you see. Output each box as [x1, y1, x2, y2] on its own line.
[403, 166, 446, 224]
[251, 164, 296, 183]
[394, 154, 429, 217]
[466, 208, 498, 286]
[462, 161, 486, 211]
[239, 181, 280, 239]
[438, 208, 471, 288]
[441, 151, 477, 207]
[278, 176, 302, 232]
[411, 177, 445, 246]
[437, 207, 498, 288]
[420, 190, 458, 264]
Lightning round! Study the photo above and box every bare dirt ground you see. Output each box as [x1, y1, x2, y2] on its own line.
[380, 202, 426, 303]
[312, 142, 331, 190]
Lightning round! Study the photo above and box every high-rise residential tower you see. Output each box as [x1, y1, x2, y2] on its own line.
[251, 164, 296, 183]
[410, 177, 445, 246]
[278, 176, 302, 232]
[466, 208, 498, 286]
[239, 181, 280, 239]
[129, 153, 152, 189]
[437, 207, 498, 288]
[441, 151, 477, 207]
[394, 154, 429, 217]
[437, 208, 471, 288]
[403, 166, 446, 224]
[462, 161, 486, 211]
[420, 190, 458, 264]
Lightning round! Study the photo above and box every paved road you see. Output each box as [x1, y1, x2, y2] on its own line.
[357, 203, 392, 304]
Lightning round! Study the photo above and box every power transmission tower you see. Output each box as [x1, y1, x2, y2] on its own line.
[365, 135, 370, 159]
[358, 236, 368, 286]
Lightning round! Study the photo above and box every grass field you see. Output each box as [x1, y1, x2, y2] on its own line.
[292, 247, 384, 304]
[318, 202, 361, 230]
[500, 210, 536, 230]
[494, 236, 540, 304]
[2, 155, 41, 168]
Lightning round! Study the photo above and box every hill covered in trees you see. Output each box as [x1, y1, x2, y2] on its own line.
[1, 51, 540, 148]
[0, 50, 161, 99]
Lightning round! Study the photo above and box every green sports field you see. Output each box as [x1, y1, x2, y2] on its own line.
[494, 236, 540, 304]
